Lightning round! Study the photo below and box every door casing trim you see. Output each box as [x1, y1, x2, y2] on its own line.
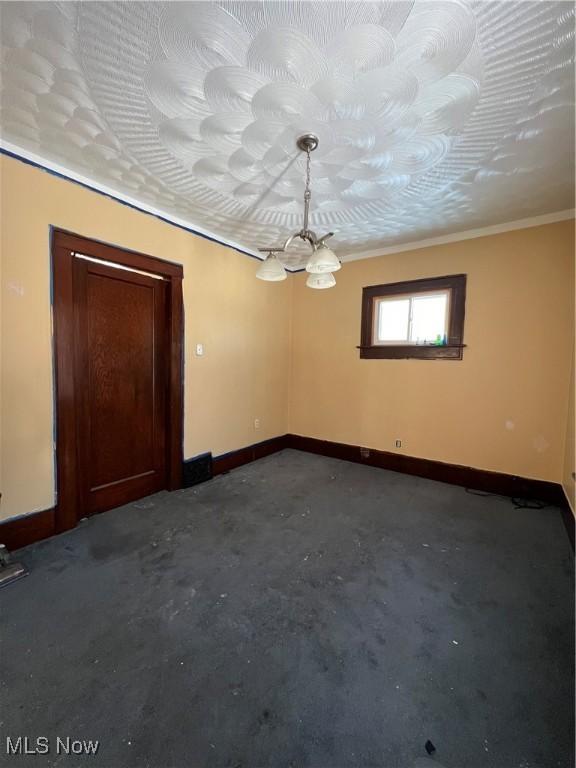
[51, 228, 184, 532]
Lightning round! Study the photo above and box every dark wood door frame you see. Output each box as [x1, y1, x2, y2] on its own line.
[51, 228, 184, 533]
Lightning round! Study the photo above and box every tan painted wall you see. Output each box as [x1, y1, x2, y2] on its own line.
[0, 156, 291, 521]
[563, 350, 575, 512]
[289, 221, 575, 483]
[1, 154, 574, 523]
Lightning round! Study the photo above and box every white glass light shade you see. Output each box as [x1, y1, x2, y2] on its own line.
[305, 244, 341, 274]
[256, 253, 287, 281]
[306, 272, 336, 289]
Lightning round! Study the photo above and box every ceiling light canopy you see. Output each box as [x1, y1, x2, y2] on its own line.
[257, 134, 340, 289]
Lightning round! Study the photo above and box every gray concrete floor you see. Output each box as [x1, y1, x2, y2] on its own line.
[1, 450, 574, 768]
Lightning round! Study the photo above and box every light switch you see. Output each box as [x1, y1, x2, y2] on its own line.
[195, 343, 204, 357]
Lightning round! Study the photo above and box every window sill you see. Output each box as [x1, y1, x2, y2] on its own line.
[357, 344, 466, 360]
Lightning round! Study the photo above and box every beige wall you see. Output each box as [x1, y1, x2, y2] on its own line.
[563, 351, 575, 512]
[289, 221, 575, 484]
[1, 154, 574, 523]
[0, 156, 291, 521]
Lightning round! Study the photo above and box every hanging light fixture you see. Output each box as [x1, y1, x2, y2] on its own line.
[257, 134, 340, 288]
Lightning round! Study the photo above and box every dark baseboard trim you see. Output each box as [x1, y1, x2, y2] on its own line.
[287, 434, 565, 504]
[213, 435, 290, 476]
[558, 493, 575, 551]
[0, 436, 290, 551]
[209, 432, 574, 551]
[2, 434, 572, 552]
[0, 508, 56, 551]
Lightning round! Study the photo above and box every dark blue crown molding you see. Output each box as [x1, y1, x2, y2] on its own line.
[1, 146, 304, 272]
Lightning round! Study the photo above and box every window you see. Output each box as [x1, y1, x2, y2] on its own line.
[360, 274, 467, 360]
[375, 290, 449, 345]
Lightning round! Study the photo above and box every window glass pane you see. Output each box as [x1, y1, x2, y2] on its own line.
[377, 298, 410, 342]
[410, 293, 447, 343]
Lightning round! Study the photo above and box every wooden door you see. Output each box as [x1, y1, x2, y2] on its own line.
[71, 256, 169, 515]
[53, 230, 183, 532]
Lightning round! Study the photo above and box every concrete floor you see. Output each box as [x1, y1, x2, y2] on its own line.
[1, 450, 573, 768]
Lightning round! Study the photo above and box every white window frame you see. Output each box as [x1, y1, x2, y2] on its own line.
[372, 289, 451, 346]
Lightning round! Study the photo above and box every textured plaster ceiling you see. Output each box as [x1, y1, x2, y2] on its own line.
[1, 1, 574, 267]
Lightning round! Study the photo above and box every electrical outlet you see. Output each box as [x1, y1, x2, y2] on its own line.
[254, 418, 260, 430]
[395, 439, 402, 448]
[195, 343, 204, 357]
[360, 447, 370, 458]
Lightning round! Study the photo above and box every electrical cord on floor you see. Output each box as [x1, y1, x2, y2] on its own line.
[464, 487, 551, 510]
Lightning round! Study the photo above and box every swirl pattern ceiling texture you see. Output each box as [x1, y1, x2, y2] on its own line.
[1, 1, 574, 266]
